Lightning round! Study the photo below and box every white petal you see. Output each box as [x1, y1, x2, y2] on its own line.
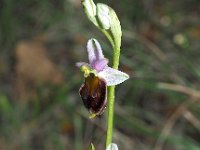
[87, 39, 105, 64]
[106, 143, 118, 150]
[98, 67, 129, 86]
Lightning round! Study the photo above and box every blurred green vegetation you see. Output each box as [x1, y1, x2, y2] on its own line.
[0, 0, 200, 150]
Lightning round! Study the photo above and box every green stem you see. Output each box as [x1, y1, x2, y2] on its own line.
[106, 45, 120, 148]
[106, 86, 115, 147]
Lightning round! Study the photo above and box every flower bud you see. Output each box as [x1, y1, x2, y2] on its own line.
[106, 143, 118, 150]
[82, 0, 98, 26]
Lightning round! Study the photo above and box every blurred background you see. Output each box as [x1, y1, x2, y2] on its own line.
[0, 0, 200, 149]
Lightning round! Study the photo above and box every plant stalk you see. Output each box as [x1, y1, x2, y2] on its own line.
[106, 45, 120, 148]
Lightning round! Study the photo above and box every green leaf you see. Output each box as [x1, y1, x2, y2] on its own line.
[90, 143, 95, 150]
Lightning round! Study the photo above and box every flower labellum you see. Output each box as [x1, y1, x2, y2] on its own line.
[79, 73, 107, 116]
[77, 38, 129, 118]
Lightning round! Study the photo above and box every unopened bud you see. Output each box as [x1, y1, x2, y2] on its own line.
[82, 0, 98, 26]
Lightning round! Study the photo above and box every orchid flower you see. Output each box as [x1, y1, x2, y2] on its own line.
[76, 38, 129, 118]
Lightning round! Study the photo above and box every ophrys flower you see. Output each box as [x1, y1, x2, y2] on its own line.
[77, 38, 129, 118]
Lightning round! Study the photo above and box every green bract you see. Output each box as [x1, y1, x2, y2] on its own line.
[97, 4, 110, 29]
[109, 8, 122, 51]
